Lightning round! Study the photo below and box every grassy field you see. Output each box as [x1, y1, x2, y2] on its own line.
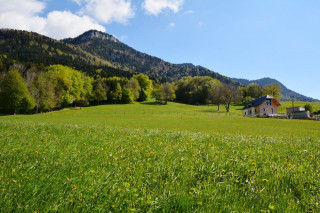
[278, 101, 320, 113]
[1, 101, 320, 212]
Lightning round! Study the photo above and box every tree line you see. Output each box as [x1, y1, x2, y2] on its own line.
[0, 62, 154, 114]
[0, 57, 282, 114]
[174, 76, 282, 112]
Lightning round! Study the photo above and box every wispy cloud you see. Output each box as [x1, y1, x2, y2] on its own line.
[183, 10, 194, 15]
[197, 21, 203, 28]
[168, 22, 175, 28]
[142, 0, 184, 16]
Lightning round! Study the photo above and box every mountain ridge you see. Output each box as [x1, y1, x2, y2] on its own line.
[232, 77, 319, 102]
[0, 28, 318, 101]
[62, 30, 239, 86]
[0, 29, 132, 78]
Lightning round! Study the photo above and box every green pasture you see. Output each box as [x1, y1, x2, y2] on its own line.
[278, 101, 320, 113]
[1, 101, 320, 212]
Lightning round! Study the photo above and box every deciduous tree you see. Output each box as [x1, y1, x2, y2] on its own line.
[0, 69, 35, 114]
[262, 83, 282, 100]
[133, 74, 153, 101]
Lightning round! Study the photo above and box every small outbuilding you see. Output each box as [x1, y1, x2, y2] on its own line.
[286, 107, 311, 119]
[243, 95, 281, 117]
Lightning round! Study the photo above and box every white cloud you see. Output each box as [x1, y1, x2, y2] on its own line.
[80, 0, 135, 24]
[168, 22, 175, 28]
[143, 0, 184, 15]
[0, 0, 106, 39]
[44, 11, 106, 39]
[0, 0, 46, 32]
[0, 0, 45, 16]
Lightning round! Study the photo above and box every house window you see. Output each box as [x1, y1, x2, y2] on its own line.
[263, 108, 266, 112]
[266, 100, 271, 106]
[271, 108, 274, 114]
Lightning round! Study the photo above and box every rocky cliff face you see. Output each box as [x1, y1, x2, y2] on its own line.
[62, 30, 119, 44]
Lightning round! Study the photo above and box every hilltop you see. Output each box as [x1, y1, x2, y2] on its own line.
[232, 77, 319, 102]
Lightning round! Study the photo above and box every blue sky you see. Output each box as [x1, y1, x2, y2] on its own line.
[1, 0, 319, 100]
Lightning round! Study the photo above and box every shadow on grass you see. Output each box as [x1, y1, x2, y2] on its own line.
[140, 101, 163, 106]
[0, 114, 11, 116]
[200, 109, 226, 113]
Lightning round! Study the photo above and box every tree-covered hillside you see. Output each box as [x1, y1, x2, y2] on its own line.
[0, 29, 131, 78]
[232, 77, 319, 102]
[62, 30, 239, 86]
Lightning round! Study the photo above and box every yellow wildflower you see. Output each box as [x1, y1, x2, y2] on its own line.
[269, 205, 275, 210]
[123, 182, 130, 188]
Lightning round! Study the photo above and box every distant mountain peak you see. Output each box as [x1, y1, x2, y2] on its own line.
[62, 30, 119, 44]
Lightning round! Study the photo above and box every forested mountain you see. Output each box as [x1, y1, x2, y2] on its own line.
[232, 77, 319, 102]
[0, 29, 318, 102]
[0, 29, 132, 78]
[62, 30, 239, 86]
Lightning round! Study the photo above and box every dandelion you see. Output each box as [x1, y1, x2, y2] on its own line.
[35, 151, 39, 155]
[72, 185, 77, 190]
[66, 177, 70, 181]
[222, 169, 226, 174]
[251, 162, 256, 166]
[269, 204, 275, 210]
[123, 182, 130, 188]
[77, 150, 80, 154]
[69, 200, 73, 205]
[12, 180, 17, 183]
[190, 166, 194, 170]
[263, 179, 269, 182]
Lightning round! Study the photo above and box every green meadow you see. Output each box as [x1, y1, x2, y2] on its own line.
[1, 101, 320, 212]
